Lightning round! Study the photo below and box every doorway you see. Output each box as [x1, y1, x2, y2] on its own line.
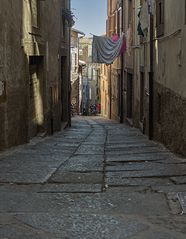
[29, 56, 44, 138]
[127, 73, 133, 119]
[61, 56, 69, 123]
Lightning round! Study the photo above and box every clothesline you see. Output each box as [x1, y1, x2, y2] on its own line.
[91, 0, 155, 64]
[92, 33, 126, 64]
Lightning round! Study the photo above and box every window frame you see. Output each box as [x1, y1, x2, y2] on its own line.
[156, 0, 165, 37]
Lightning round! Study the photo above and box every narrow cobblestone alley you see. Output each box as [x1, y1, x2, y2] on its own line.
[0, 117, 186, 239]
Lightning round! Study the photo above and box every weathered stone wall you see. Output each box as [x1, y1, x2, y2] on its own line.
[71, 79, 79, 114]
[154, 82, 186, 156]
[0, 0, 70, 150]
[111, 69, 120, 121]
[100, 64, 109, 118]
[0, 0, 29, 150]
[152, 0, 186, 156]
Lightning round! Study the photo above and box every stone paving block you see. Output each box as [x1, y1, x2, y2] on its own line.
[105, 176, 172, 186]
[0, 190, 170, 216]
[151, 185, 186, 193]
[59, 155, 104, 172]
[0, 224, 54, 239]
[49, 172, 103, 184]
[0, 183, 42, 193]
[105, 162, 186, 173]
[30, 143, 77, 154]
[39, 183, 102, 193]
[106, 168, 186, 179]
[40, 190, 170, 216]
[0, 169, 56, 183]
[83, 138, 106, 145]
[0, 116, 186, 238]
[105, 142, 158, 148]
[171, 176, 186, 185]
[69, 154, 104, 162]
[107, 136, 147, 144]
[129, 230, 186, 239]
[105, 146, 168, 155]
[0, 151, 71, 162]
[62, 135, 89, 140]
[147, 215, 186, 235]
[106, 152, 174, 162]
[76, 145, 104, 155]
[9, 213, 149, 239]
[106, 162, 158, 172]
[0, 192, 48, 213]
[48, 137, 84, 144]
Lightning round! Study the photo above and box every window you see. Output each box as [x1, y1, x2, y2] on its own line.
[128, 0, 132, 27]
[114, 11, 117, 34]
[31, 0, 40, 28]
[110, 0, 112, 15]
[75, 54, 77, 67]
[156, 0, 164, 36]
[140, 72, 144, 122]
[62, 18, 66, 38]
[117, 8, 122, 36]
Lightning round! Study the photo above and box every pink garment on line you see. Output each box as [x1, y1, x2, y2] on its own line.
[111, 34, 126, 55]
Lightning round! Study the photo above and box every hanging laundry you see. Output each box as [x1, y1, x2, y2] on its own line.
[111, 33, 119, 42]
[137, 10, 144, 37]
[139, 1, 149, 36]
[92, 33, 125, 64]
[120, 39, 126, 54]
[147, 0, 155, 15]
[112, 33, 126, 54]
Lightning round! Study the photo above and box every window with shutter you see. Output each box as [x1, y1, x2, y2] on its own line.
[156, 0, 164, 37]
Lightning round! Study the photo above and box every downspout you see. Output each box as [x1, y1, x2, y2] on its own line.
[120, 0, 124, 123]
[68, 1, 71, 127]
[109, 64, 112, 119]
[149, 14, 154, 139]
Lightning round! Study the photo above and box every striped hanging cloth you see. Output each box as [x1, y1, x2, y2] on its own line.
[92, 33, 125, 64]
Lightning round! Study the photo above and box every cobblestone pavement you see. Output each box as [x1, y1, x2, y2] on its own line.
[0, 116, 186, 239]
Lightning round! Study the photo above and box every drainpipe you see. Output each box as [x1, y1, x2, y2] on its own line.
[120, 0, 124, 123]
[109, 64, 112, 119]
[149, 14, 154, 140]
[68, 1, 71, 127]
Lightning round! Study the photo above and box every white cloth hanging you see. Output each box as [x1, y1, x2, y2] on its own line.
[148, 0, 155, 15]
[139, 1, 149, 34]
[92, 34, 124, 64]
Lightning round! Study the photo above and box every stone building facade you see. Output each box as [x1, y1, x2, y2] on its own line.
[100, 64, 109, 118]
[102, 0, 186, 156]
[0, 0, 71, 150]
[79, 37, 101, 115]
[101, 0, 123, 120]
[152, 0, 186, 155]
[123, 0, 186, 156]
[70, 28, 85, 115]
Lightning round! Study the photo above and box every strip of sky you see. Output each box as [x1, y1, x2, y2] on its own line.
[71, 0, 107, 36]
